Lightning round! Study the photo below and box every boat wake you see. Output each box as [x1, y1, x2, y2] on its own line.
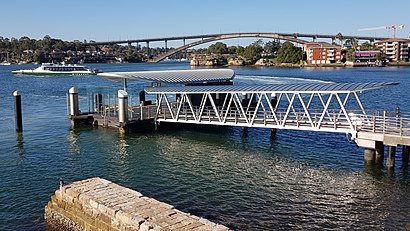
[235, 75, 333, 85]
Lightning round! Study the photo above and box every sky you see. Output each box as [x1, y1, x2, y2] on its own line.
[1, 0, 410, 47]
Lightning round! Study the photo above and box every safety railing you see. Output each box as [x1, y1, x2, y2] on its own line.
[157, 105, 410, 136]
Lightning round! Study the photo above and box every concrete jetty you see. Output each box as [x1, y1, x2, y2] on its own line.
[45, 177, 230, 231]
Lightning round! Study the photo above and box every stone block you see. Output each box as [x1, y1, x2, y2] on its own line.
[139, 221, 152, 231]
[55, 190, 63, 201]
[214, 224, 231, 231]
[172, 208, 190, 217]
[78, 193, 91, 205]
[183, 221, 205, 230]
[64, 194, 75, 205]
[169, 219, 192, 229]
[129, 215, 145, 227]
[99, 213, 113, 225]
[198, 218, 215, 227]
[62, 185, 73, 194]
[89, 199, 99, 209]
[167, 213, 188, 226]
[106, 206, 119, 218]
[116, 210, 132, 224]
[97, 178, 112, 185]
[65, 187, 81, 199]
[151, 226, 163, 231]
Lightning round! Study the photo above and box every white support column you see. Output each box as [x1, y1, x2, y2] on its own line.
[223, 94, 234, 123]
[155, 94, 164, 120]
[257, 93, 267, 112]
[317, 93, 333, 121]
[275, 93, 283, 110]
[198, 93, 208, 122]
[69, 87, 79, 116]
[184, 94, 198, 122]
[163, 94, 175, 119]
[221, 93, 230, 115]
[317, 93, 333, 129]
[336, 92, 350, 120]
[118, 90, 128, 123]
[297, 93, 314, 128]
[264, 93, 279, 125]
[282, 93, 296, 127]
[250, 93, 263, 125]
[207, 93, 222, 122]
[285, 93, 297, 117]
[175, 93, 185, 121]
[335, 93, 354, 131]
[234, 93, 249, 124]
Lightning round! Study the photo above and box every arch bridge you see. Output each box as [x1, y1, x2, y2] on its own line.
[82, 32, 391, 62]
[149, 33, 309, 62]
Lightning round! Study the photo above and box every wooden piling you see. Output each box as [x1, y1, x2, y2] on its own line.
[386, 146, 396, 169]
[242, 127, 248, 137]
[364, 149, 375, 164]
[402, 145, 410, 164]
[271, 128, 277, 139]
[375, 141, 384, 164]
[13, 91, 23, 133]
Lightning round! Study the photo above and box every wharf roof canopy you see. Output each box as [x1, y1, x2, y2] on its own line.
[97, 69, 235, 84]
[144, 82, 398, 94]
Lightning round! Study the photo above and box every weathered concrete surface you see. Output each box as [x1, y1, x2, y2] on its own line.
[45, 177, 230, 231]
[357, 132, 410, 147]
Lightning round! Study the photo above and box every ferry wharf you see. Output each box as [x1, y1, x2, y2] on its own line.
[66, 69, 410, 170]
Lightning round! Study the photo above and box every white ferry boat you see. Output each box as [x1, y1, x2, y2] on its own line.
[12, 63, 100, 76]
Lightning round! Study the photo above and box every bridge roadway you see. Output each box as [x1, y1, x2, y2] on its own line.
[82, 32, 395, 63]
[83, 32, 391, 46]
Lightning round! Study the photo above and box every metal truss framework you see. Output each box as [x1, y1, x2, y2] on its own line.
[152, 90, 370, 135]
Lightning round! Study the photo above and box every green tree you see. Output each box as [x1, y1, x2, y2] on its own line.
[242, 42, 263, 63]
[227, 46, 237, 54]
[276, 42, 302, 64]
[208, 42, 228, 54]
[336, 32, 344, 46]
[264, 40, 280, 56]
[235, 46, 245, 56]
[360, 41, 378, 51]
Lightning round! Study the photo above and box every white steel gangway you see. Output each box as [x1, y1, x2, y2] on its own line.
[144, 82, 410, 140]
[93, 69, 410, 167]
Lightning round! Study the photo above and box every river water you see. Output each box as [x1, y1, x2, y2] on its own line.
[1, 63, 410, 230]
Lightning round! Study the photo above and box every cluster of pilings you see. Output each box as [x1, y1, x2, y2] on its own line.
[67, 87, 130, 130]
[364, 142, 410, 170]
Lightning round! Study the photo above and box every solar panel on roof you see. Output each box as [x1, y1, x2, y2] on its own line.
[144, 82, 398, 94]
[97, 69, 235, 84]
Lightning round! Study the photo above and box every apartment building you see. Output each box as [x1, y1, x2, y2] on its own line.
[304, 42, 342, 64]
[376, 39, 409, 62]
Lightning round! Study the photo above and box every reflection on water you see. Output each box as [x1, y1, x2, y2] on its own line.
[60, 127, 410, 230]
[67, 129, 81, 155]
[117, 132, 129, 158]
[15, 132, 25, 155]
